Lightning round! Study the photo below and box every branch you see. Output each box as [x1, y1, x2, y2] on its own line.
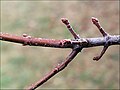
[0, 32, 73, 48]
[61, 18, 80, 39]
[0, 17, 120, 90]
[0, 32, 119, 50]
[91, 17, 119, 60]
[27, 47, 80, 90]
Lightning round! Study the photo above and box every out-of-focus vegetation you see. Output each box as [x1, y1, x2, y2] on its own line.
[1, 1, 119, 89]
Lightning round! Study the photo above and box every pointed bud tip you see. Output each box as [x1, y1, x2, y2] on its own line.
[61, 18, 69, 25]
[93, 56, 100, 61]
[91, 17, 98, 23]
[61, 18, 67, 22]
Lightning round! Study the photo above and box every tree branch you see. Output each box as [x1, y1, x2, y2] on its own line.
[0, 17, 120, 89]
[91, 17, 119, 60]
[61, 18, 80, 39]
[27, 47, 80, 90]
[0, 32, 119, 49]
[0, 32, 73, 48]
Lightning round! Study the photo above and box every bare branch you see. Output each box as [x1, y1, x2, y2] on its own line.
[0, 32, 73, 48]
[0, 32, 119, 48]
[91, 17, 117, 61]
[0, 17, 120, 89]
[93, 44, 109, 61]
[26, 47, 80, 90]
[61, 18, 80, 39]
[92, 17, 108, 37]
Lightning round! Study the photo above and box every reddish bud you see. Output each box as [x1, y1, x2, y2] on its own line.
[91, 17, 101, 29]
[61, 18, 69, 25]
[92, 17, 98, 24]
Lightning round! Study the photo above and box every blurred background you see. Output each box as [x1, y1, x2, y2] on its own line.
[1, 1, 119, 89]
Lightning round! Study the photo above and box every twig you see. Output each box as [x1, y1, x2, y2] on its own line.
[0, 17, 120, 90]
[61, 18, 80, 39]
[92, 17, 108, 37]
[91, 17, 114, 61]
[27, 47, 80, 90]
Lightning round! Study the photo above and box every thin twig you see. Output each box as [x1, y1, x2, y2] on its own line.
[61, 18, 80, 39]
[27, 47, 80, 90]
[91, 17, 115, 61]
[92, 17, 108, 36]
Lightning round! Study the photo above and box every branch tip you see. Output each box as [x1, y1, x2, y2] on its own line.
[93, 44, 109, 61]
[61, 18, 69, 25]
[91, 17, 100, 29]
[92, 17, 108, 37]
[61, 18, 80, 39]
